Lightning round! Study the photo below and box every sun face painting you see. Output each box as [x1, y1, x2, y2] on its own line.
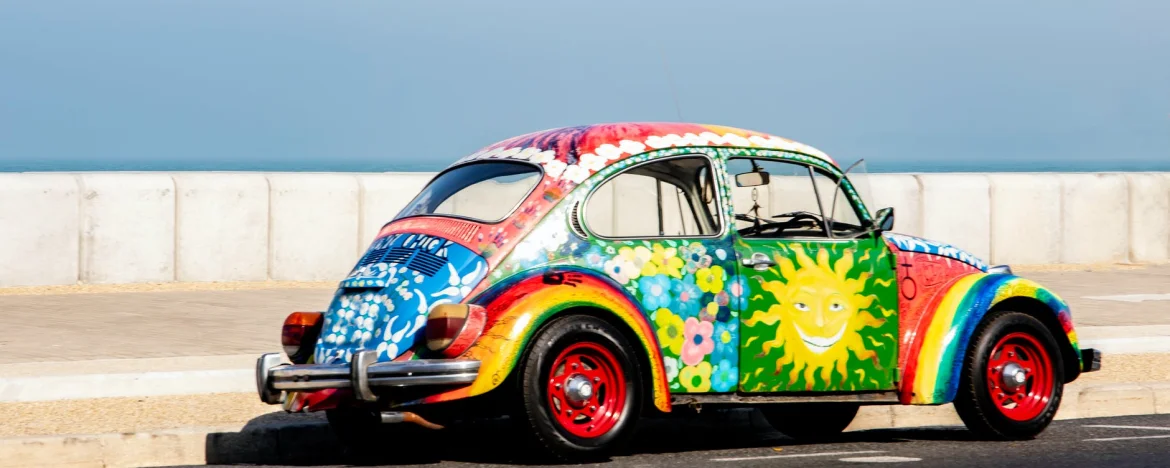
[740, 241, 899, 392]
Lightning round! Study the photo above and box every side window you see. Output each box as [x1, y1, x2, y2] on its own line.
[585, 156, 721, 238]
[726, 158, 831, 239]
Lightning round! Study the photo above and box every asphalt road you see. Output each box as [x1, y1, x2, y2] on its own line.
[187, 412, 1170, 468]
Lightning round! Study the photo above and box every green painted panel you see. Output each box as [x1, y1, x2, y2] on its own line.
[735, 236, 899, 392]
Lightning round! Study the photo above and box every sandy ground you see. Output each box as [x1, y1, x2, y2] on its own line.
[0, 393, 287, 438]
[1074, 353, 1170, 385]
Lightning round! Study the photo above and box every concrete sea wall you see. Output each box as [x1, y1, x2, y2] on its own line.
[0, 172, 1167, 287]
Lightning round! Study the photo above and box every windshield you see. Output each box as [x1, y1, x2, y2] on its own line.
[395, 161, 542, 224]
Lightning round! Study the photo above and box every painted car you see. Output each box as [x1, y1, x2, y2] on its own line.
[256, 122, 1101, 460]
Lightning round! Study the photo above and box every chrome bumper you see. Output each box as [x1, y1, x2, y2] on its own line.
[255, 351, 480, 404]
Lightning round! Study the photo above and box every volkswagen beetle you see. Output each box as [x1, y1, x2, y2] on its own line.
[256, 122, 1101, 460]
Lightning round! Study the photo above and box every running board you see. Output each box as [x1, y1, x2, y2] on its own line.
[671, 391, 900, 406]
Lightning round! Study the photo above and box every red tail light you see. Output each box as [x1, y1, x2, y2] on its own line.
[425, 304, 486, 358]
[282, 312, 323, 364]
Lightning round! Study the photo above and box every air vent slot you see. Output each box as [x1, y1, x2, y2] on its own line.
[407, 250, 446, 276]
[569, 201, 587, 239]
[382, 247, 413, 265]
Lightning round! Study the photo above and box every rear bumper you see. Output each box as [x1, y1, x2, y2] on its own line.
[256, 351, 480, 404]
[1081, 348, 1102, 373]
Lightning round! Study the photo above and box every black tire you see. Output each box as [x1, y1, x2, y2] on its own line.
[954, 311, 1064, 440]
[516, 314, 643, 462]
[759, 403, 859, 441]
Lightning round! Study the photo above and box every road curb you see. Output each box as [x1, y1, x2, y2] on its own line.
[5, 381, 1170, 468]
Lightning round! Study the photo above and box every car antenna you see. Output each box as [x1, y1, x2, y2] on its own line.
[830, 158, 865, 228]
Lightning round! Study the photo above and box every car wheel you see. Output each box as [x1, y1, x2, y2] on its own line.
[954, 311, 1064, 440]
[760, 403, 859, 440]
[517, 314, 643, 461]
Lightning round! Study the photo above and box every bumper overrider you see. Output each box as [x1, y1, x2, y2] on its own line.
[1081, 347, 1102, 373]
[256, 350, 481, 405]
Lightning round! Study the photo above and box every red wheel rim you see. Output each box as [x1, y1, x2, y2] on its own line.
[985, 332, 1054, 421]
[546, 342, 627, 438]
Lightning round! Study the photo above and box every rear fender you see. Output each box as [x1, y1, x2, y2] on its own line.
[419, 266, 672, 412]
[900, 273, 1080, 405]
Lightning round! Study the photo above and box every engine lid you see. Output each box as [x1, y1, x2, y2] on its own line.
[313, 232, 488, 364]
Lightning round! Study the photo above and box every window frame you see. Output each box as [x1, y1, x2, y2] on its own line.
[580, 153, 728, 241]
[726, 156, 869, 241]
[392, 159, 545, 225]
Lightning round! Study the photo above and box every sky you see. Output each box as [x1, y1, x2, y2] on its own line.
[1, 0, 1168, 173]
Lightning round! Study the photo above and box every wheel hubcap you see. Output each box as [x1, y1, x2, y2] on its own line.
[1000, 362, 1027, 392]
[986, 332, 1054, 421]
[546, 342, 626, 438]
[565, 375, 594, 405]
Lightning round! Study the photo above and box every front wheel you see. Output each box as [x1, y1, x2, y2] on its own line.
[516, 314, 643, 461]
[954, 311, 1064, 440]
[759, 403, 859, 440]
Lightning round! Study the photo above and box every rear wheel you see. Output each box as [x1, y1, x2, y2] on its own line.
[517, 314, 643, 461]
[759, 403, 859, 441]
[954, 311, 1064, 440]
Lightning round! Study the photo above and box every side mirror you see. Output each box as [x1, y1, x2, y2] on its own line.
[735, 171, 770, 187]
[873, 207, 895, 232]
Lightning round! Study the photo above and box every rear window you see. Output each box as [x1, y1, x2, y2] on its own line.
[395, 161, 542, 223]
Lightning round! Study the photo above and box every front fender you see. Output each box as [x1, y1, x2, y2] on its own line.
[901, 273, 1080, 405]
[419, 266, 672, 412]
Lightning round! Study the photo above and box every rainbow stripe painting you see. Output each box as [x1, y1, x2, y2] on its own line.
[902, 273, 1080, 405]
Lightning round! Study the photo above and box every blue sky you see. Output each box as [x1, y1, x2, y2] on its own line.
[1, 1, 1167, 172]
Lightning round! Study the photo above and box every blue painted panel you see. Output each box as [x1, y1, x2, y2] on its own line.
[314, 233, 487, 364]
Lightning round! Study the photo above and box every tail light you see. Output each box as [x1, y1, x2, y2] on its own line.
[425, 303, 486, 358]
[282, 312, 323, 364]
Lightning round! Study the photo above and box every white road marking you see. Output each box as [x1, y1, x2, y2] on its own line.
[1084, 425, 1170, 431]
[1085, 435, 1170, 442]
[840, 456, 922, 463]
[1083, 293, 1170, 303]
[711, 450, 884, 462]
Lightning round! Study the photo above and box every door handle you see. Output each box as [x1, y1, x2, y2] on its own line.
[742, 252, 775, 271]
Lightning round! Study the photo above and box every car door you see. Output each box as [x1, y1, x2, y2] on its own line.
[727, 156, 899, 393]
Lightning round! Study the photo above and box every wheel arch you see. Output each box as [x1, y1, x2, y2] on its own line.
[417, 266, 672, 412]
[535, 305, 666, 416]
[987, 296, 1081, 384]
[901, 274, 1083, 405]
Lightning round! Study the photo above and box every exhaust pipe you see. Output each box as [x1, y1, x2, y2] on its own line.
[380, 411, 445, 430]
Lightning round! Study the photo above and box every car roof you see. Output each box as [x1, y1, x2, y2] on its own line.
[451, 122, 836, 184]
